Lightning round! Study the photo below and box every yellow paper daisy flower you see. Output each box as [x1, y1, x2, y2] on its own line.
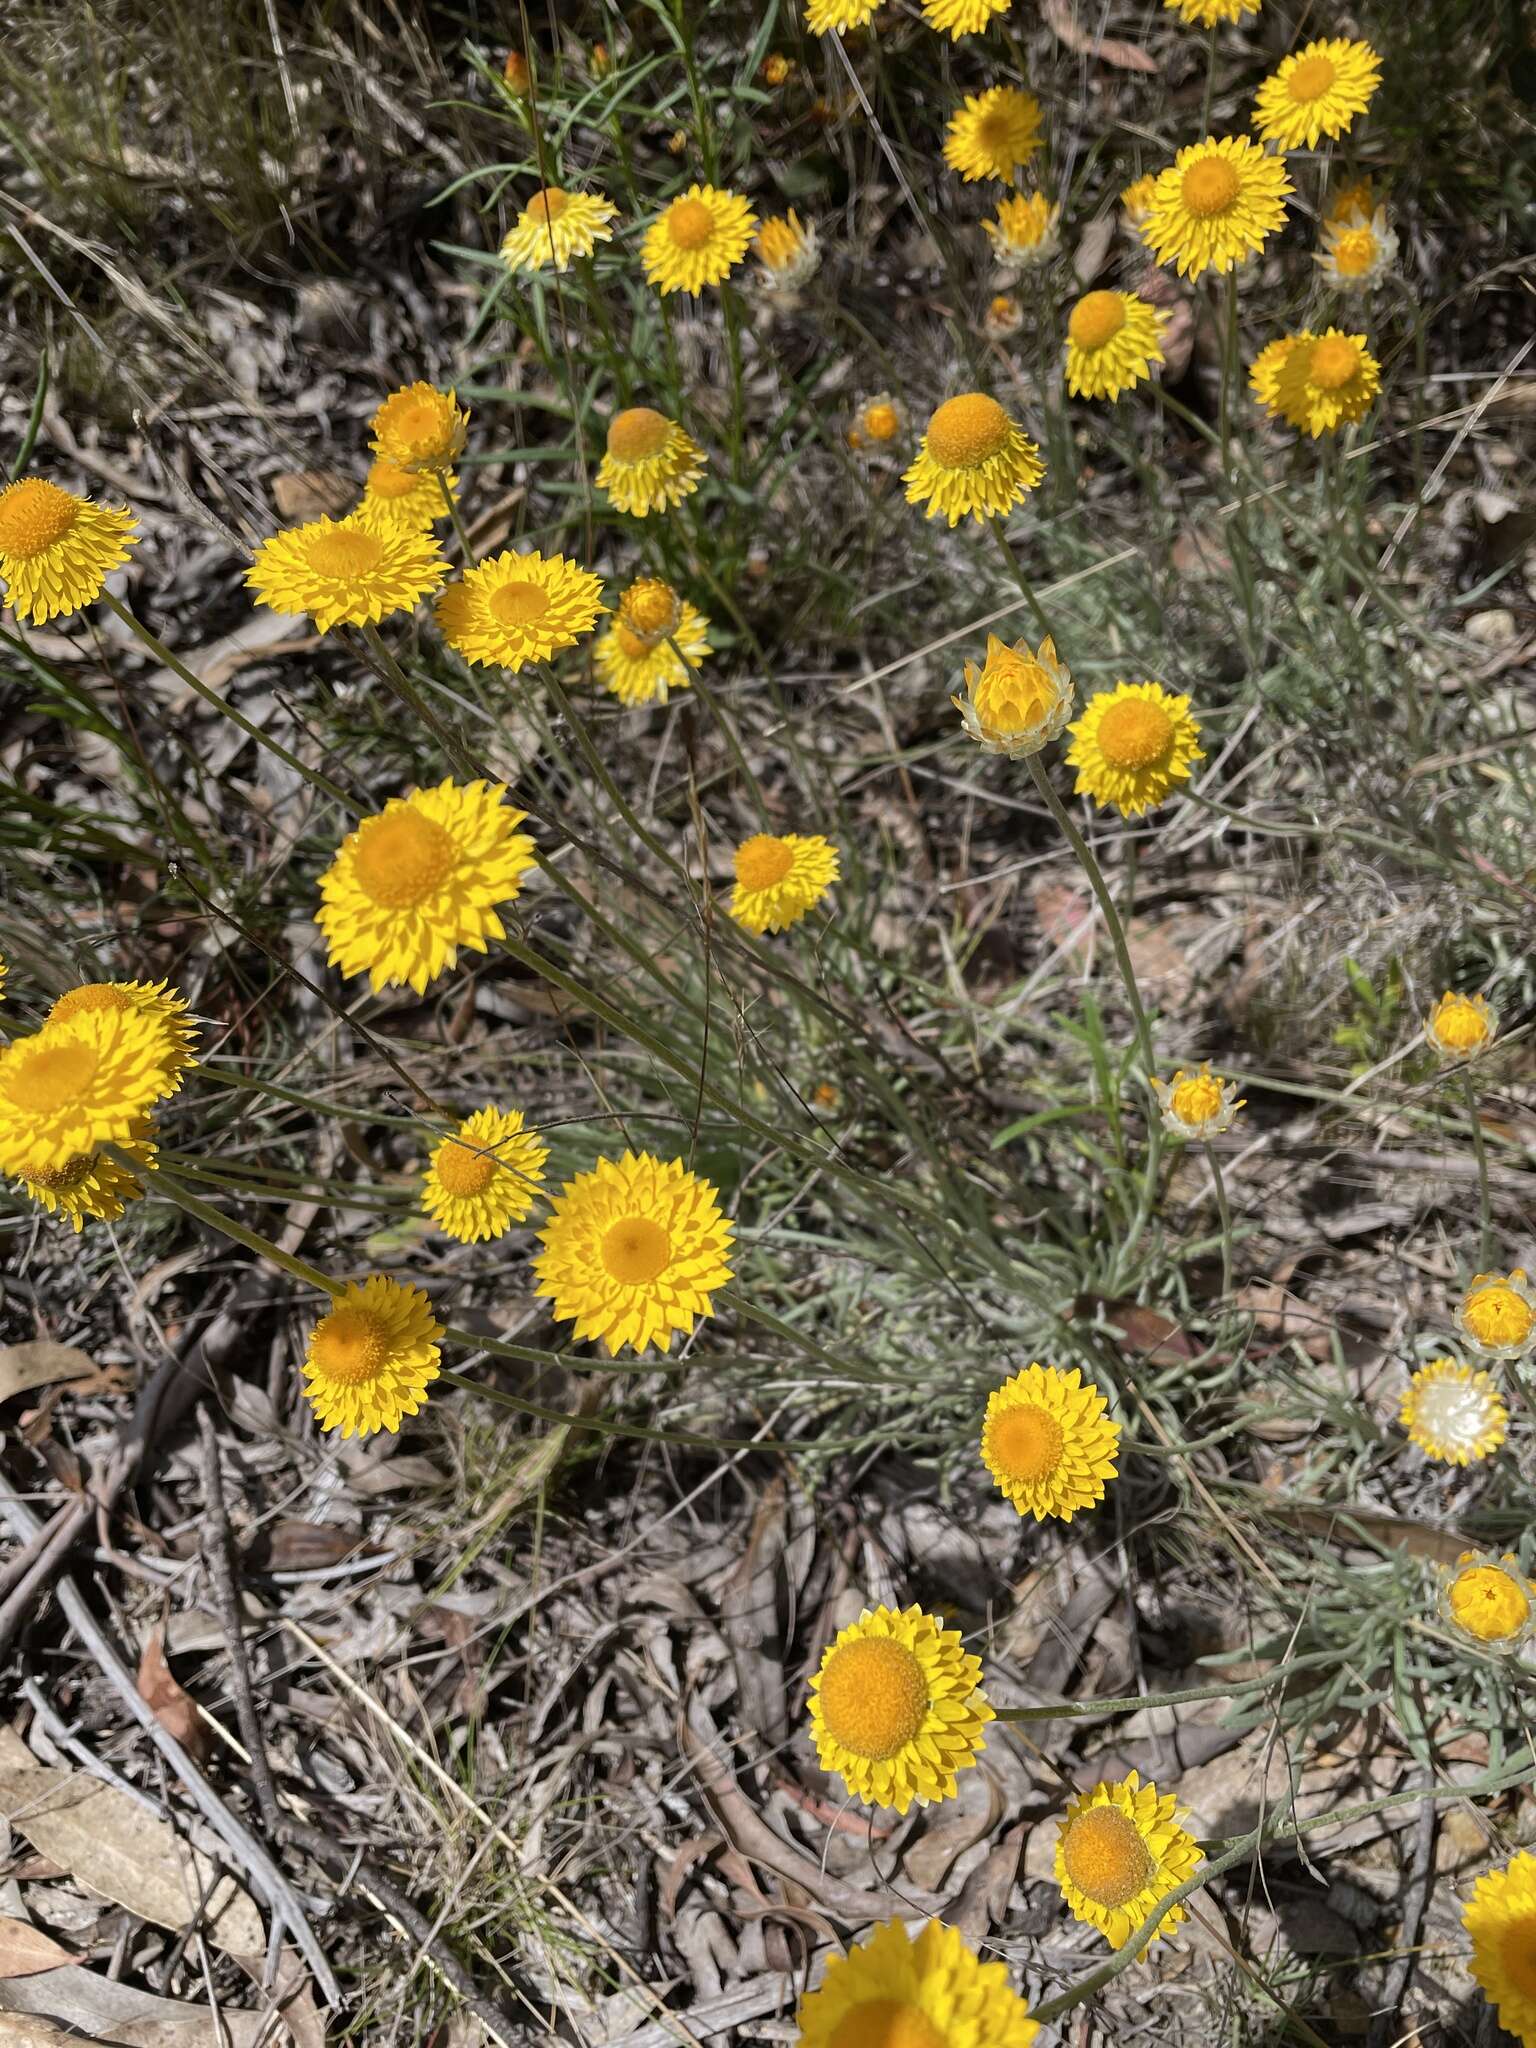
[13, 1120, 156, 1234]
[729, 833, 840, 935]
[1066, 681, 1204, 818]
[594, 580, 712, 707]
[369, 382, 468, 475]
[1065, 290, 1168, 400]
[247, 514, 447, 634]
[1144, 135, 1292, 280]
[500, 186, 619, 274]
[301, 1274, 443, 1438]
[1399, 1360, 1507, 1467]
[1457, 1270, 1536, 1362]
[1150, 1063, 1244, 1141]
[943, 87, 1044, 183]
[1120, 174, 1157, 238]
[596, 408, 707, 517]
[953, 633, 1073, 757]
[46, 979, 198, 1092]
[0, 479, 138, 625]
[1249, 332, 1307, 411]
[422, 1105, 548, 1243]
[1325, 177, 1375, 227]
[755, 210, 819, 289]
[533, 1150, 734, 1356]
[1164, 0, 1259, 23]
[358, 455, 457, 532]
[985, 192, 1061, 270]
[808, 1604, 992, 1813]
[850, 393, 906, 450]
[796, 1921, 1039, 2048]
[904, 392, 1044, 527]
[1056, 1772, 1204, 1950]
[981, 1364, 1120, 1521]
[983, 293, 1023, 340]
[642, 184, 756, 295]
[1315, 205, 1397, 292]
[316, 778, 535, 995]
[1271, 329, 1380, 437]
[1253, 38, 1381, 152]
[922, 0, 1010, 39]
[1442, 1552, 1536, 1649]
[805, 0, 878, 31]
[1466, 1853, 1536, 2042]
[0, 1009, 177, 1176]
[1426, 991, 1497, 1062]
[435, 548, 605, 672]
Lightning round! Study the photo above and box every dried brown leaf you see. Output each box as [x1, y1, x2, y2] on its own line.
[1043, 0, 1158, 70]
[0, 1343, 96, 1406]
[0, 1918, 74, 1980]
[135, 1628, 208, 1764]
[270, 469, 353, 521]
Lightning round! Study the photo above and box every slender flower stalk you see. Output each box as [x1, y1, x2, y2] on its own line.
[1463, 1069, 1494, 1270]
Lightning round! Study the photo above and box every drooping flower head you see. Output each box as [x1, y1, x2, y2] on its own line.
[1056, 1772, 1204, 1949]
[0, 1009, 178, 1176]
[953, 634, 1073, 758]
[984, 192, 1061, 271]
[1164, 0, 1260, 22]
[1399, 1360, 1507, 1467]
[45, 979, 198, 1093]
[0, 479, 138, 625]
[1144, 136, 1292, 279]
[12, 1120, 156, 1234]
[1465, 1853, 1536, 2043]
[1271, 329, 1381, 437]
[301, 1274, 442, 1438]
[369, 382, 468, 475]
[422, 1105, 548, 1243]
[596, 408, 707, 516]
[642, 184, 757, 294]
[1425, 991, 1497, 1062]
[981, 1364, 1120, 1520]
[729, 833, 839, 935]
[1315, 205, 1398, 292]
[796, 1921, 1039, 2048]
[358, 455, 458, 533]
[247, 513, 447, 633]
[315, 779, 535, 995]
[922, 0, 1011, 39]
[1441, 1552, 1536, 1650]
[1066, 681, 1204, 817]
[754, 210, 819, 289]
[1065, 290, 1169, 400]
[943, 87, 1044, 183]
[1120, 174, 1158, 238]
[904, 392, 1044, 527]
[808, 1605, 992, 1813]
[849, 393, 906, 451]
[1457, 1270, 1536, 1361]
[435, 549, 605, 670]
[1253, 38, 1381, 152]
[1150, 1063, 1244, 1141]
[533, 1150, 734, 1356]
[1249, 333, 1308, 412]
[500, 186, 619, 274]
[805, 0, 878, 31]
[594, 580, 711, 707]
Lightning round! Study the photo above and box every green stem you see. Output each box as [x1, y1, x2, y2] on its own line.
[438, 471, 477, 566]
[1209, 1141, 1234, 1305]
[357, 624, 481, 783]
[986, 518, 1054, 640]
[1463, 1066, 1493, 1269]
[539, 670, 688, 880]
[993, 1649, 1333, 1722]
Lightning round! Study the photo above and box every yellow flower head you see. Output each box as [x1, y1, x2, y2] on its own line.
[1066, 290, 1169, 401]
[642, 184, 757, 294]
[1120, 174, 1158, 236]
[729, 833, 839, 935]
[1271, 329, 1380, 437]
[302, 1274, 442, 1438]
[1425, 991, 1497, 1062]
[806, 0, 878, 28]
[981, 1363, 1120, 1521]
[985, 192, 1061, 271]
[596, 407, 707, 517]
[953, 633, 1073, 758]
[533, 1150, 734, 1356]
[754, 210, 819, 288]
[13, 1120, 156, 1234]
[594, 581, 711, 707]
[500, 186, 619, 275]
[46, 979, 198, 1093]
[808, 1604, 992, 1813]
[0, 479, 137, 625]
[1144, 135, 1292, 279]
[1056, 1772, 1204, 1950]
[762, 53, 793, 86]
[796, 1921, 1039, 2048]
[944, 86, 1044, 183]
[1066, 680, 1204, 818]
[1316, 205, 1397, 291]
[247, 513, 447, 633]
[422, 1105, 548, 1243]
[1466, 1853, 1536, 2042]
[1442, 1552, 1536, 1649]
[1253, 38, 1381, 152]
[435, 548, 605, 671]
[1457, 1270, 1536, 1362]
[922, 0, 1010, 39]
[503, 49, 531, 92]
[1399, 1359, 1506, 1467]
[850, 393, 906, 450]
[369, 381, 468, 475]
[1165, 0, 1259, 23]
[1150, 1062, 1243, 1141]
[316, 778, 535, 995]
[904, 392, 1044, 527]
[983, 292, 1024, 340]
[358, 455, 457, 533]
[1249, 332, 1307, 411]
[0, 1008, 177, 1177]
[1325, 177, 1375, 227]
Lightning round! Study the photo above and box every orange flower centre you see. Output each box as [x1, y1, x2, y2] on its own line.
[366, 458, 420, 501]
[306, 528, 385, 580]
[1096, 697, 1174, 770]
[7, 1039, 99, 1114]
[1331, 228, 1377, 277]
[828, 2003, 945, 2048]
[621, 579, 680, 642]
[1449, 1564, 1530, 1642]
[818, 1636, 928, 1761]
[1181, 155, 1240, 219]
[435, 1136, 499, 1198]
[863, 402, 900, 442]
[50, 983, 128, 1022]
[1069, 291, 1127, 351]
[388, 397, 441, 445]
[1432, 997, 1490, 1051]
[310, 1305, 391, 1387]
[925, 392, 1011, 470]
[0, 478, 81, 560]
[1170, 1074, 1225, 1127]
[601, 1216, 671, 1285]
[530, 186, 569, 223]
[1287, 52, 1338, 102]
[1308, 337, 1360, 391]
[615, 623, 659, 661]
[989, 1403, 1065, 1483]
[352, 808, 457, 909]
[1061, 1805, 1154, 1909]
[607, 407, 673, 464]
[735, 834, 795, 892]
[490, 579, 550, 628]
[977, 109, 1020, 157]
[1463, 1285, 1534, 1351]
[666, 197, 717, 250]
